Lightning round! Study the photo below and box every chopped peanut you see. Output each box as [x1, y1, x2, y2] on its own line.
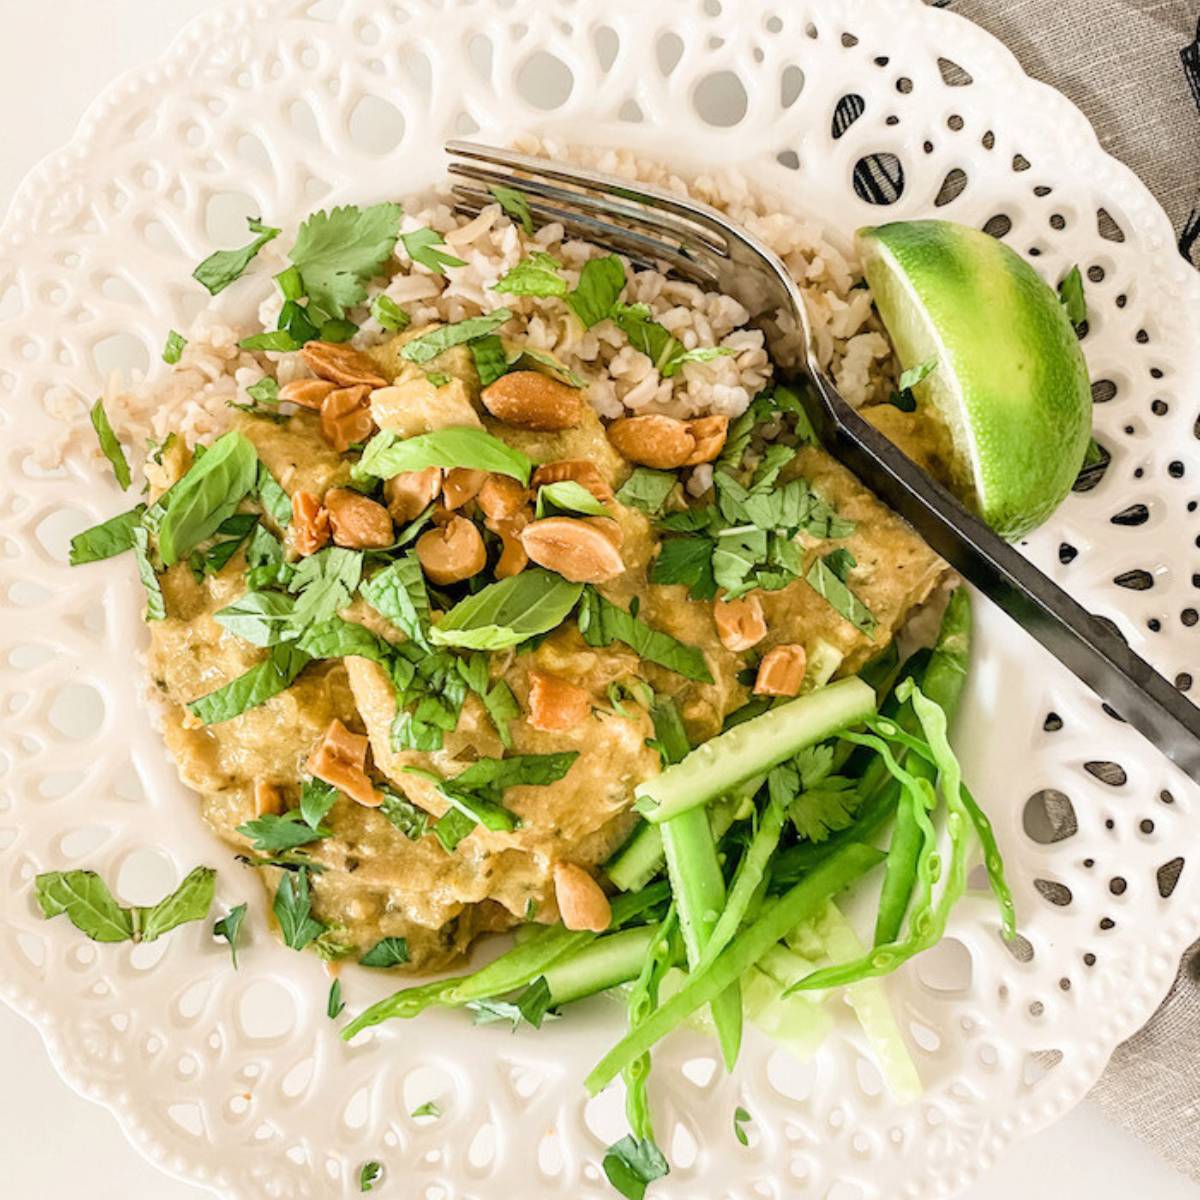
[553, 862, 611, 932]
[325, 487, 394, 549]
[754, 643, 808, 697]
[290, 490, 330, 556]
[384, 467, 442, 523]
[490, 513, 531, 578]
[416, 515, 487, 584]
[712, 592, 766, 652]
[254, 781, 285, 817]
[320, 384, 375, 453]
[302, 341, 388, 389]
[521, 517, 624, 583]
[682, 415, 731, 466]
[305, 718, 380, 807]
[477, 474, 530, 521]
[531, 459, 614, 504]
[608, 413, 729, 469]
[528, 671, 592, 733]
[278, 378, 337, 410]
[482, 370, 585, 430]
[442, 467, 488, 510]
[583, 516, 623, 550]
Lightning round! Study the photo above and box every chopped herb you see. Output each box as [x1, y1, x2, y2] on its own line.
[401, 226, 467, 274]
[577, 588, 712, 682]
[897, 357, 938, 393]
[69, 505, 146, 565]
[89, 399, 131, 490]
[132, 525, 167, 620]
[534, 479, 609, 519]
[491, 184, 534, 234]
[424, 371, 452, 386]
[616, 468, 678, 516]
[469, 333, 510, 386]
[433, 807, 476, 852]
[1058, 265, 1087, 329]
[567, 254, 626, 327]
[661, 344, 735, 377]
[361, 553, 431, 648]
[465, 997, 527, 1026]
[359, 1161, 383, 1193]
[602, 1135, 669, 1200]
[805, 551, 878, 635]
[410, 1099, 442, 1119]
[360, 937, 410, 968]
[287, 546, 364, 631]
[314, 929, 356, 961]
[610, 302, 682, 373]
[398, 309, 514, 365]
[193, 217, 281, 295]
[456, 653, 520, 748]
[493, 250, 567, 298]
[650, 535, 716, 599]
[213, 903, 247, 968]
[733, 1106, 752, 1146]
[514, 345, 585, 388]
[278, 298, 322, 348]
[246, 377, 280, 406]
[388, 646, 470, 752]
[300, 777, 339, 829]
[187, 644, 311, 724]
[320, 317, 358, 343]
[274, 265, 304, 301]
[430, 570, 583, 650]
[327, 978, 345, 1019]
[450, 752, 578, 791]
[378, 788, 430, 840]
[162, 330, 187, 365]
[295, 616, 395, 665]
[290, 202, 404, 319]
[272, 867, 326, 951]
[238, 329, 301, 353]
[255, 461, 292, 527]
[237, 809, 330, 852]
[213, 589, 299, 646]
[355, 425, 530, 485]
[774, 747, 860, 842]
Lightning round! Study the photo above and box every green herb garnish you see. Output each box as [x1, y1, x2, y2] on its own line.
[162, 330, 187, 365]
[398, 309, 514, 365]
[69, 505, 146, 565]
[602, 1135, 670, 1200]
[805, 550, 878, 635]
[355, 426, 531, 485]
[327, 978, 345, 1019]
[615, 468, 678, 515]
[131, 524, 167, 620]
[577, 588, 712, 682]
[213, 903, 247, 968]
[371, 293, 410, 331]
[272, 867, 325, 951]
[661, 345, 736, 377]
[431, 570, 583, 650]
[469, 333, 510, 386]
[493, 250, 567, 298]
[534, 479, 609, 519]
[361, 553, 431, 648]
[359, 1162, 383, 1193]
[193, 217, 281, 295]
[733, 1106, 752, 1146]
[491, 184, 534, 233]
[410, 1099, 443, 1119]
[401, 226, 467, 275]
[567, 254, 626, 327]
[360, 937, 411, 968]
[89, 398, 131, 490]
[237, 809, 330, 852]
[187, 644, 311, 725]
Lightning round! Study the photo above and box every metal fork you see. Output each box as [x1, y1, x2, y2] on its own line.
[446, 139, 1200, 785]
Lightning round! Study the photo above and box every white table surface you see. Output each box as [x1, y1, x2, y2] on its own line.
[2, 2, 1197, 1197]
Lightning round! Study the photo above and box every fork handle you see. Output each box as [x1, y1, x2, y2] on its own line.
[802, 376, 1200, 785]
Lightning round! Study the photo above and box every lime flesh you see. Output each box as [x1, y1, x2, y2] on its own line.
[857, 219, 1091, 540]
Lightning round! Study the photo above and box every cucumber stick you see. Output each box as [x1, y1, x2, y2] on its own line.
[542, 926, 662, 1005]
[634, 677, 877, 824]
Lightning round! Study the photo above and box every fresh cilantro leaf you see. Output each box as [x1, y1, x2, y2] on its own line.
[431, 570, 583, 650]
[1058, 265, 1087, 329]
[139, 866, 217, 943]
[780, 760, 860, 842]
[805, 552, 878, 635]
[610, 302, 682, 372]
[616, 468, 678, 515]
[300, 778, 339, 830]
[361, 553, 431, 648]
[89, 398, 131, 490]
[493, 251, 567, 297]
[469, 333, 510, 386]
[290, 202, 404, 319]
[213, 903, 247, 968]
[360, 937, 410, 968]
[534, 479, 609, 519]
[388, 646, 469, 752]
[34, 870, 133, 942]
[410, 1100, 442, 1119]
[371, 293, 410, 331]
[187, 644, 311, 725]
[162, 330, 187, 365]
[733, 1106, 752, 1146]
[275, 265, 304, 300]
[661, 344, 736, 378]
[132, 524, 167, 620]
[491, 184, 534, 233]
[359, 1161, 383, 1192]
[378, 787, 429, 840]
[193, 217, 281, 295]
[602, 1135, 670, 1200]
[272, 867, 326, 950]
[566, 254, 626, 327]
[577, 588, 712, 682]
[327, 978, 345, 1019]
[237, 809, 330, 852]
[401, 226, 467, 275]
[651, 535, 717, 599]
[397, 309, 514, 365]
[288, 546, 364, 631]
[69, 504, 147, 565]
[897, 356, 938, 393]
[320, 317, 358, 343]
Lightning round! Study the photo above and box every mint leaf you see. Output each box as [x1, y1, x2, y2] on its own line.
[513, 346, 584, 387]
[355, 425, 530, 484]
[193, 217, 281, 295]
[401, 226, 466, 274]
[491, 184, 534, 234]
[450, 752, 577, 791]
[577, 588, 712, 682]
[534, 479, 609, 519]
[398, 309, 514, 365]
[456, 653, 519, 748]
[493, 251, 567, 297]
[139, 866, 216, 942]
[469, 333, 510, 387]
[245, 377, 280, 407]
[1058, 265, 1087, 329]
[602, 1135, 669, 1200]
[295, 616, 395, 665]
[371, 293, 410, 331]
[69, 505, 146, 565]
[162, 330, 187, 365]
[132, 524, 167, 620]
[272, 867, 325, 950]
[431, 570, 583, 650]
[378, 787, 429, 840]
[610, 302, 682, 372]
[255, 461, 292, 527]
[187, 644, 311, 724]
[89, 398, 131, 490]
[214, 590, 298, 646]
[567, 254, 626, 327]
[290, 202, 404, 319]
[432, 807, 476, 852]
[34, 871, 134, 942]
[361, 553, 431, 648]
[214, 903, 247, 968]
[805, 551, 878, 635]
[360, 937, 410, 967]
[287, 547, 364, 631]
[237, 809, 330, 852]
[615, 468, 677, 515]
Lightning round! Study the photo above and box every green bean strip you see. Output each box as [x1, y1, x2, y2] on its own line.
[961, 782, 1018, 940]
[873, 745, 934, 946]
[623, 907, 679, 1142]
[584, 842, 883, 1095]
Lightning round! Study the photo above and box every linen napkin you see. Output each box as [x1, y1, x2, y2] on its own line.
[937, 0, 1200, 1179]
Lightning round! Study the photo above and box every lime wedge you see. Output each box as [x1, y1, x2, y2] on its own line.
[857, 219, 1091, 539]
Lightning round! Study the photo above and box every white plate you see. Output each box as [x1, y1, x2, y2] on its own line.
[0, 0, 1197, 1197]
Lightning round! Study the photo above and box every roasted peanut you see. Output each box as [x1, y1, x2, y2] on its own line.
[370, 370, 482, 437]
[442, 467, 487, 510]
[384, 467, 442, 523]
[527, 671, 592, 733]
[608, 413, 729, 469]
[530, 459, 614, 504]
[302, 341, 388, 389]
[290, 490, 330, 556]
[482, 370, 585, 430]
[319, 384, 375, 453]
[754, 643, 808, 697]
[278, 378, 337, 410]
[490, 514, 530, 578]
[416, 515, 487, 584]
[553, 862, 611, 933]
[306, 718, 380, 807]
[477, 474, 530, 521]
[520, 517, 625, 583]
[712, 592, 766, 652]
[582, 516, 623, 550]
[254, 781, 285, 817]
[325, 487, 394, 549]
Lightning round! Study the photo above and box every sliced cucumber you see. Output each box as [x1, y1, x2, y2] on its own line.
[542, 926, 661, 1006]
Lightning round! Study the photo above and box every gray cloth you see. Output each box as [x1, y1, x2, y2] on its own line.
[940, 0, 1200, 1179]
